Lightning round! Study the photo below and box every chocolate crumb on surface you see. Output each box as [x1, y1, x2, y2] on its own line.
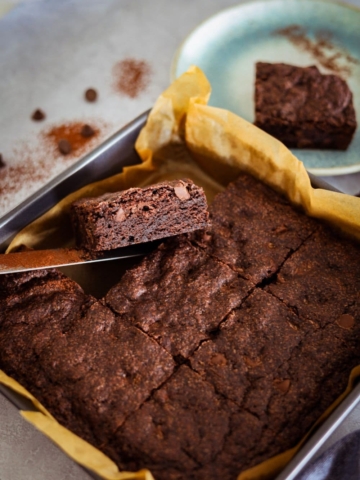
[42, 121, 101, 158]
[58, 139, 72, 155]
[80, 124, 95, 138]
[31, 109, 46, 121]
[0, 154, 5, 169]
[85, 88, 97, 102]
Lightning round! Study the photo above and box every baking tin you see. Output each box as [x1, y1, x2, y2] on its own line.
[0, 110, 358, 480]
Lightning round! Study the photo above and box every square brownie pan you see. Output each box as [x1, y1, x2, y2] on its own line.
[0, 110, 359, 480]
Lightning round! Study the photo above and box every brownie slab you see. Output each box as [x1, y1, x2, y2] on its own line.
[71, 179, 209, 251]
[192, 173, 317, 283]
[254, 62, 357, 149]
[0, 270, 175, 454]
[106, 236, 252, 358]
[267, 226, 360, 327]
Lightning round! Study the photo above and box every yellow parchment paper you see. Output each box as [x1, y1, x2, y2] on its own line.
[2, 66, 360, 480]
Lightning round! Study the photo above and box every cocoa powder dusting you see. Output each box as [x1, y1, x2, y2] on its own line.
[0, 248, 88, 272]
[0, 121, 108, 215]
[275, 25, 359, 76]
[0, 150, 48, 199]
[42, 121, 100, 157]
[112, 58, 151, 98]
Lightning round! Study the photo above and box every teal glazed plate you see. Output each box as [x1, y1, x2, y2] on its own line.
[171, 0, 360, 175]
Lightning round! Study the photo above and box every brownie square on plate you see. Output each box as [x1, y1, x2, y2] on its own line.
[254, 62, 357, 149]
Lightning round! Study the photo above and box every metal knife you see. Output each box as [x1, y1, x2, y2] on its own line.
[0, 242, 158, 275]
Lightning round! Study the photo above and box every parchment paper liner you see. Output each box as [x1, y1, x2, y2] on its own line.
[2, 66, 360, 479]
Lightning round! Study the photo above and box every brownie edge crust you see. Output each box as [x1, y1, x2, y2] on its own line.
[254, 62, 357, 150]
[71, 179, 209, 251]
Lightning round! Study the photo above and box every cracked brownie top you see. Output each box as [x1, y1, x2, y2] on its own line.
[192, 173, 318, 284]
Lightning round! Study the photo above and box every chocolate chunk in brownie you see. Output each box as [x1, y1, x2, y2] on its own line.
[71, 179, 209, 252]
[254, 62, 357, 149]
[267, 226, 360, 327]
[192, 173, 317, 283]
[106, 236, 252, 358]
[113, 365, 236, 479]
[0, 270, 175, 452]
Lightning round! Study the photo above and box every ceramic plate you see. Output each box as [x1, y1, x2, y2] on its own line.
[171, 0, 360, 175]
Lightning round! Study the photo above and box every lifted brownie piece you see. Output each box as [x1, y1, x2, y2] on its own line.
[106, 236, 252, 359]
[192, 173, 317, 284]
[267, 226, 360, 328]
[254, 62, 357, 149]
[71, 179, 209, 251]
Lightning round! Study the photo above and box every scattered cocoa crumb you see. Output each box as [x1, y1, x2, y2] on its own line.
[0, 154, 5, 169]
[42, 121, 100, 158]
[0, 121, 110, 216]
[112, 58, 151, 98]
[81, 124, 95, 138]
[31, 109, 46, 121]
[274, 25, 359, 76]
[85, 88, 97, 102]
[0, 149, 48, 202]
[58, 139, 72, 155]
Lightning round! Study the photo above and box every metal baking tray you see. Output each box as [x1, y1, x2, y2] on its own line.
[0, 110, 359, 480]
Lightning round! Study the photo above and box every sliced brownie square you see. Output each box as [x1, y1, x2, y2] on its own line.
[192, 173, 317, 283]
[106, 236, 252, 359]
[189, 287, 360, 474]
[0, 270, 175, 452]
[113, 365, 238, 479]
[267, 226, 360, 327]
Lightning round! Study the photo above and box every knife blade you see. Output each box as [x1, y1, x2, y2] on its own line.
[0, 242, 158, 275]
